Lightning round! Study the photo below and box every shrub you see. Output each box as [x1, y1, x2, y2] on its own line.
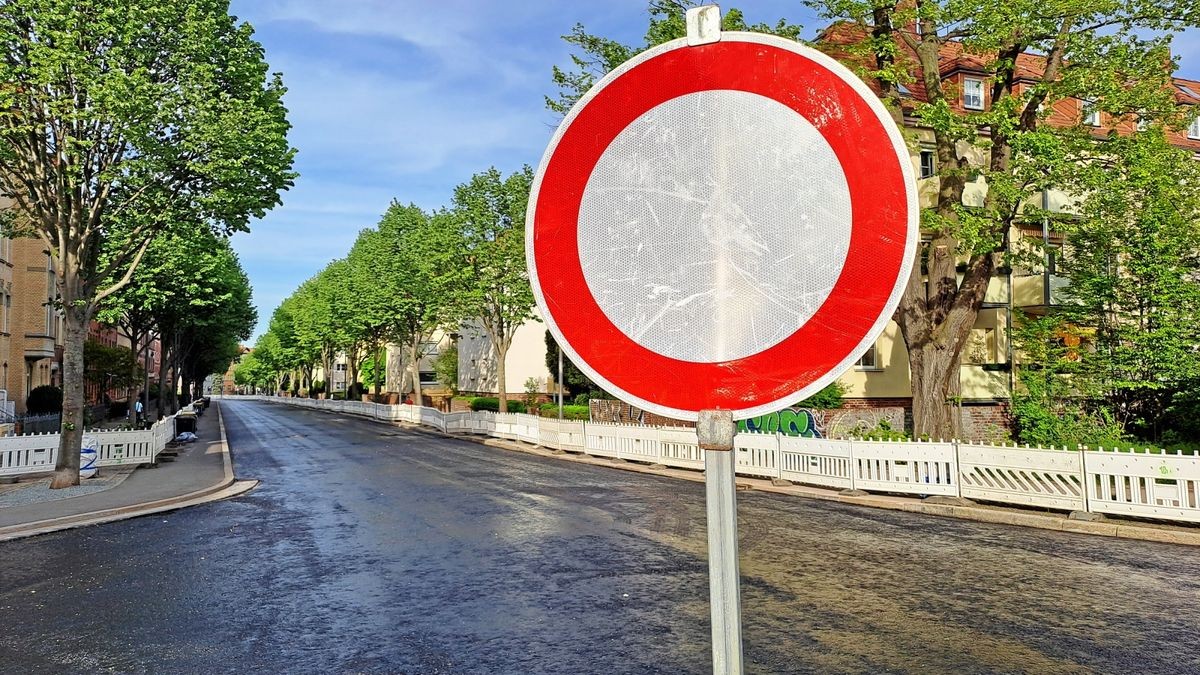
[538, 403, 590, 420]
[469, 397, 526, 413]
[523, 377, 541, 408]
[26, 385, 63, 415]
[311, 380, 325, 395]
[855, 418, 909, 441]
[796, 382, 845, 410]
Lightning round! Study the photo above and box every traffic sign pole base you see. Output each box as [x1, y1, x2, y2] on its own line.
[699, 409, 743, 675]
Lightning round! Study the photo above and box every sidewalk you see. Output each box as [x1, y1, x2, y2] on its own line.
[0, 402, 257, 541]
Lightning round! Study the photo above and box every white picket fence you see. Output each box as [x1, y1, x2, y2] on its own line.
[0, 414, 178, 477]
[232, 395, 1200, 526]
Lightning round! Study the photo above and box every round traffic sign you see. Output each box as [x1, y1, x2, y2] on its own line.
[527, 32, 917, 421]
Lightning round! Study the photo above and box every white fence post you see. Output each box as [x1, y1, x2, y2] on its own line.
[953, 439, 963, 499]
[1080, 446, 1091, 514]
[847, 437, 856, 491]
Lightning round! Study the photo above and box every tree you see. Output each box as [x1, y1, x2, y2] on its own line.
[553, 0, 1197, 438]
[446, 168, 537, 412]
[1053, 129, 1200, 441]
[83, 340, 141, 398]
[373, 203, 457, 405]
[0, 1, 295, 487]
[806, 1, 1195, 439]
[546, 1, 801, 115]
[543, 330, 606, 400]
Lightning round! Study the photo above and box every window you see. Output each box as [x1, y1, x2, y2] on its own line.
[963, 77, 984, 110]
[419, 370, 438, 385]
[1189, 114, 1200, 140]
[919, 149, 936, 179]
[1082, 99, 1100, 126]
[856, 343, 879, 370]
[1136, 115, 1149, 132]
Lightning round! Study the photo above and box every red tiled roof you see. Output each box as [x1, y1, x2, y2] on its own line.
[814, 21, 1200, 151]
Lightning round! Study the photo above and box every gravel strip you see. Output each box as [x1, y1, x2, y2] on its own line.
[0, 467, 138, 508]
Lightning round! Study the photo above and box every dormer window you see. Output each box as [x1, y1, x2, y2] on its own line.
[963, 77, 984, 110]
[1082, 99, 1100, 126]
[1189, 113, 1200, 140]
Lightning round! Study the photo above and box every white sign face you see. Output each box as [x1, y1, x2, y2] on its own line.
[528, 33, 918, 421]
[577, 89, 853, 363]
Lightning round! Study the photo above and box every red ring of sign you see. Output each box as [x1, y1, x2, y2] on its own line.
[532, 39, 909, 414]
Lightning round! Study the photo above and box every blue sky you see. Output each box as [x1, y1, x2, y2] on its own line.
[227, 1, 1200, 339]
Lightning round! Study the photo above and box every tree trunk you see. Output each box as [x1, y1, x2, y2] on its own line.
[180, 372, 192, 406]
[167, 359, 179, 413]
[372, 347, 382, 397]
[51, 304, 91, 489]
[495, 339, 508, 413]
[126, 328, 141, 409]
[409, 336, 423, 408]
[157, 344, 170, 419]
[907, 341, 962, 440]
[347, 346, 360, 396]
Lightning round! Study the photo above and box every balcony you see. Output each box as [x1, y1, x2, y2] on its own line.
[23, 334, 55, 360]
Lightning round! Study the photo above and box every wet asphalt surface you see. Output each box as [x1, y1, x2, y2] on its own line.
[1, 399, 1199, 675]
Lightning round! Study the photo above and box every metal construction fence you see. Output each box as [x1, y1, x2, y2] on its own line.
[0, 414, 178, 477]
[231, 395, 1200, 526]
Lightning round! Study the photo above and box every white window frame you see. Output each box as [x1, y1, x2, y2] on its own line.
[1082, 99, 1100, 127]
[919, 149, 936, 179]
[856, 342, 880, 370]
[1189, 113, 1200, 140]
[963, 77, 984, 110]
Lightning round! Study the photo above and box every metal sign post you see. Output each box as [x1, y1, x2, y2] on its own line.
[698, 408, 742, 674]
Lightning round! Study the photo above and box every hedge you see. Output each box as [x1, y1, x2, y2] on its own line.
[468, 397, 526, 413]
[538, 403, 590, 420]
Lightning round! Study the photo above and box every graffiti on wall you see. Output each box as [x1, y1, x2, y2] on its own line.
[738, 408, 823, 438]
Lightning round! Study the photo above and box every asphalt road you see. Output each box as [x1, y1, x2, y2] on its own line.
[1, 399, 1198, 674]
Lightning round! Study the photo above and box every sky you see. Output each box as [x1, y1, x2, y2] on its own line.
[226, 1, 1200, 340]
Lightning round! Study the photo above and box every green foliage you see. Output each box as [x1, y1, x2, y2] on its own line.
[573, 393, 605, 407]
[1053, 129, 1200, 442]
[26, 385, 63, 415]
[796, 382, 846, 410]
[1011, 314, 1126, 448]
[538, 403, 591, 420]
[310, 380, 325, 395]
[856, 419, 909, 442]
[433, 343, 459, 394]
[544, 331, 605, 398]
[523, 377, 541, 408]
[547, 1, 802, 115]
[469, 397, 526, 414]
[83, 340, 142, 391]
[359, 350, 385, 390]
